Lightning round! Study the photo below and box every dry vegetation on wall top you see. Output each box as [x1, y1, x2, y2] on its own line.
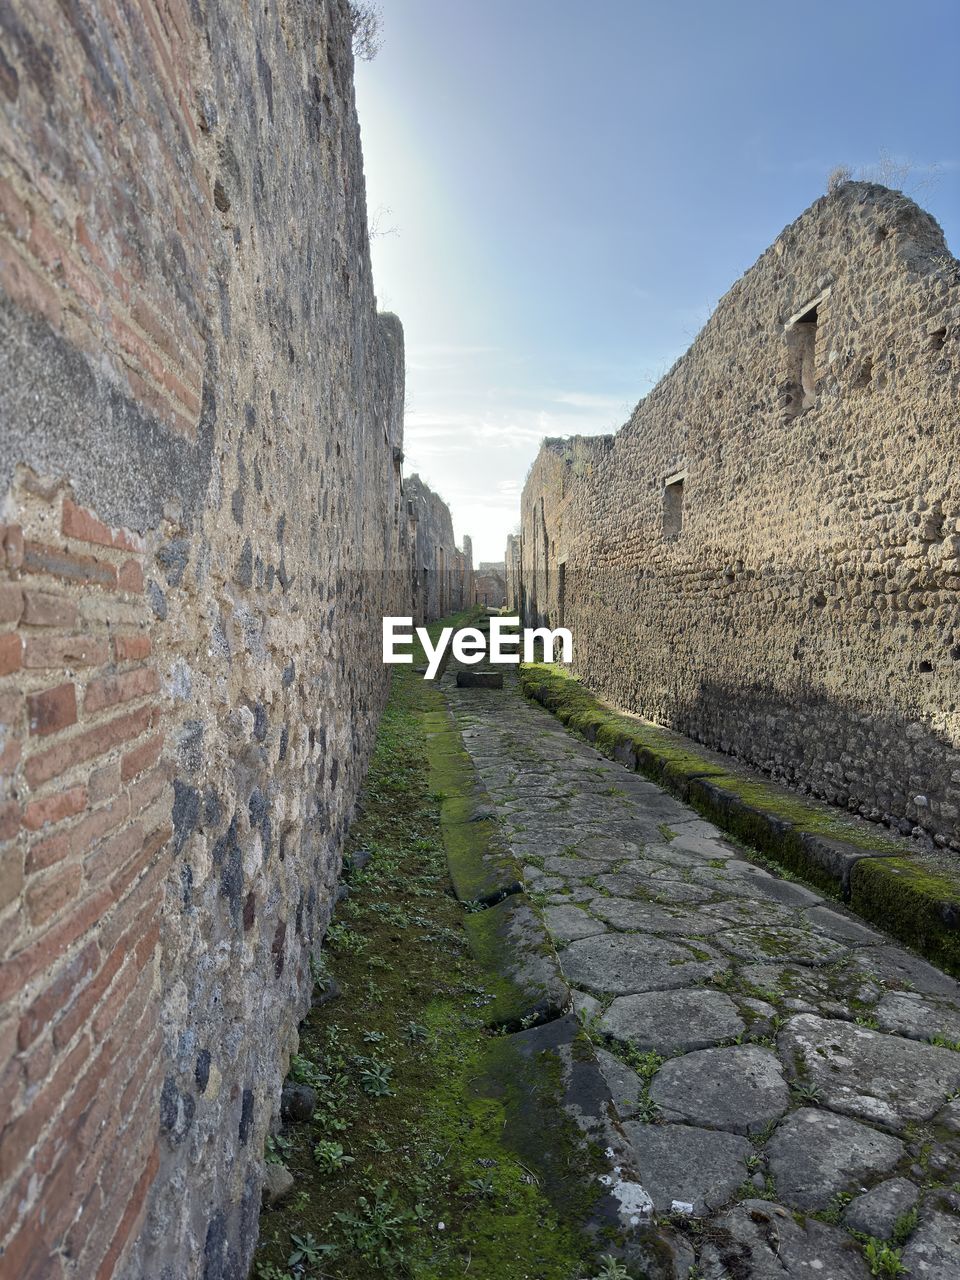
[516, 181, 960, 853]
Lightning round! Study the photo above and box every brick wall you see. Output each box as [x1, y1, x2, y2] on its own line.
[518, 184, 960, 852]
[0, 0, 414, 1276]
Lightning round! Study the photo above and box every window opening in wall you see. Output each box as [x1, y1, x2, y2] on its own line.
[557, 560, 566, 628]
[785, 287, 829, 416]
[662, 471, 685, 540]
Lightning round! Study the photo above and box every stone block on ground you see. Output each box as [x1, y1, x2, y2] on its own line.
[456, 670, 503, 689]
[700, 1199, 872, 1278]
[843, 1177, 919, 1239]
[599, 989, 744, 1055]
[765, 1108, 903, 1209]
[463, 893, 569, 1029]
[622, 1121, 752, 1215]
[649, 1045, 790, 1135]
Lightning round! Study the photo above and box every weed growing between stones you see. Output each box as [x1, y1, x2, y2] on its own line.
[254, 620, 606, 1280]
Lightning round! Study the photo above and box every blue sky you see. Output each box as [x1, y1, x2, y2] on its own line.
[355, 1, 959, 562]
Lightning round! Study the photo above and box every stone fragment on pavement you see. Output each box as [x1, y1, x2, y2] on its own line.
[700, 1199, 872, 1278]
[901, 1210, 960, 1279]
[778, 1014, 960, 1127]
[650, 1045, 790, 1135]
[622, 1121, 752, 1214]
[843, 1177, 919, 1239]
[600, 989, 744, 1055]
[560, 932, 726, 996]
[765, 1108, 903, 1208]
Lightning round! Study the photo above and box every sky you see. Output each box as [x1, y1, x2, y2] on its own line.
[354, 1, 960, 562]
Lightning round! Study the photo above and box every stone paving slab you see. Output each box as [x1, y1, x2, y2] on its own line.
[441, 669, 960, 1276]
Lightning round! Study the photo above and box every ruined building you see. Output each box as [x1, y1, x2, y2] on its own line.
[517, 184, 959, 852]
[473, 561, 507, 609]
[0, 1, 459, 1275]
[405, 474, 474, 623]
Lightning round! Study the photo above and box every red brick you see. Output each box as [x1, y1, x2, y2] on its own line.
[52, 941, 124, 1051]
[117, 559, 144, 593]
[61, 500, 143, 554]
[3, 524, 24, 570]
[0, 1032, 90, 1180]
[26, 863, 82, 926]
[94, 1142, 159, 1280]
[27, 794, 129, 873]
[100, 855, 164, 953]
[0, 630, 22, 676]
[83, 820, 143, 882]
[24, 704, 155, 788]
[0, 1216, 64, 1280]
[0, 735, 21, 776]
[0, 240, 63, 329]
[22, 541, 117, 589]
[0, 176, 30, 239]
[22, 785, 87, 832]
[62, 253, 103, 312]
[128, 761, 168, 815]
[26, 682, 77, 737]
[88, 759, 120, 804]
[21, 589, 79, 628]
[0, 886, 111, 1003]
[108, 823, 169, 904]
[18, 939, 100, 1049]
[120, 730, 163, 782]
[28, 218, 64, 272]
[111, 315, 166, 383]
[74, 216, 109, 274]
[22, 633, 110, 669]
[113, 632, 151, 661]
[0, 843, 23, 911]
[85, 665, 158, 714]
[0, 582, 22, 624]
[0, 799, 19, 841]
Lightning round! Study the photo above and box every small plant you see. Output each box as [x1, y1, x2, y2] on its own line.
[265, 1133, 294, 1165]
[359, 1059, 394, 1097]
[863, 1238, 906, 1277]
[406, 1021, 429, 1042]
[334, 1183, 415, 1272]
[289, 1054, 326, 1090]
[313, 1140, 355, 1173]
[465, 1175, 496, 1198]
[791, 1081, 822, 1104]
[287, 1231, 336, 1270]
[891, 1205, 919, 1245]
[591, 1256, 631, 1280]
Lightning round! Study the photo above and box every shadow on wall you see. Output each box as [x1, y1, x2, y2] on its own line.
[671, 678, 960, 848]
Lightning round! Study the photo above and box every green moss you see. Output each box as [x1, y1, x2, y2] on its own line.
[254, 623, 602, 1280]
[519, 662, 960, 976]
[851, 858, 960, 978]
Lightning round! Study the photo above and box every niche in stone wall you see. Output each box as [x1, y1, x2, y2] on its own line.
[784, 287, 831, 416]
[662, 471, 686, 539]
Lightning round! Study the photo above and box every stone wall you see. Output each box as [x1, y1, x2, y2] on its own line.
[474, 562, 506, 609]
[405, 474, 473, 623]
[0, 1, 414, 1277]
[518, 184, 960, 852]
[504, 534, 521, 612]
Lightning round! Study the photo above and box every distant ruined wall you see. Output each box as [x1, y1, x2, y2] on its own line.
[474, 562, 506, 609]
[0, 2, 411, 1277]
[405, 474, 473, 623]
[504, 534, 521, 612]
[520, 184, 960, 852]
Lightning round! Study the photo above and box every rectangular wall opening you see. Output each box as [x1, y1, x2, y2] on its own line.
[662, 471, 685, 539]
[784, 288, 829, 415]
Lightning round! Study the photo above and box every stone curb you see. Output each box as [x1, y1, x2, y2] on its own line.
[519, 663, 960, 978]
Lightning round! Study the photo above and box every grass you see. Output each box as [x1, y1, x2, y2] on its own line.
[253, 612, 610, 1280]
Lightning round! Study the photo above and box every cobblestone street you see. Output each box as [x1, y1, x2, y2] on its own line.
[443, 671, 960, 1278]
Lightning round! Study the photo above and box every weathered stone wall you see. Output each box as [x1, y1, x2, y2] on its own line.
[519, 184, 960, 852]
[0, 1, 412, 1276]
[474, 561, 506, 608]
[405, 474, 473, 623]
[504, 534, 521, 612]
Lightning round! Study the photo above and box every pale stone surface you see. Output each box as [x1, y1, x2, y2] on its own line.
[595, 1047, 645, 1119]
[589, 898, 727, 936]
[650, 1046, 790, 1135]
[712, 925, 850, 966]
[622, 1122, 753, 1214]
[560, 933, 726, 996]
[600, 990, 744, 1054]
[902, 1211, 960, 1279]
[542, 903, 607, 944]
[875, 991, 960, 1044]
[777, 1015, 960, 1127]
[766, 1109, 903, 1209]
[843, 1178, 919, 1239]
[700, 1200, 872, 1278]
